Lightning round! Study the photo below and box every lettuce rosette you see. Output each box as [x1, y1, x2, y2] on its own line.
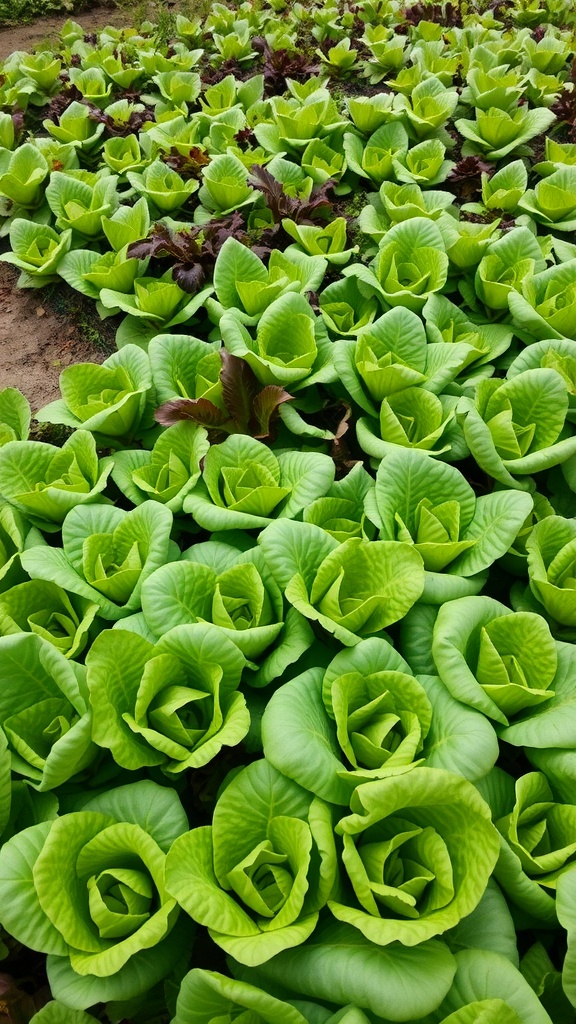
[456, 368, 576, 490]
[99, 271, 214, 351]
[127, 539, 313, 687]
[261, 638, 498, 805]
[344, 218, 449, 314]
[422, 294, 514, 388]
[0, 579, 99, 659]
[333, 307, 470, 419]
[328, 768, 499, 946]
[507, 338, 576, 423]
[183, 435, 335, 531]
[0, 632, 96, 791]
[258, 520, 425, 646]
[111, 421, 209, 513]
[493, 771, 576, 925]
[303, 464, 376, 544]
[220, 292, 336, 392]
[21, 501, 176, 620]
[0, 431, 113, 531]
[508, 259, 576, 342]
[0, 219, 73, 287]
[431, 595, 558, 725]
[526, 516, 576, 627]
[87, 623, 249, 773]
[207, 236, 327, 327]
[35, 346, 155, 446]
[369, 449, 532, 602]
[356, 387, 465, 464]
[165, 759, 338, 965]
[0, 781, 190, 1008]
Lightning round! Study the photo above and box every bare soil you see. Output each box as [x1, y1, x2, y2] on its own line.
[0, 263, 115, 413]
[0, 2, 129, 61]
[0, 3, 127, 411]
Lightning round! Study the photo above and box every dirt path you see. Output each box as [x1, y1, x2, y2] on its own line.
[0, 264, 114, 412]
[0, 4, 130, 410]
[0, 2, 130, 60]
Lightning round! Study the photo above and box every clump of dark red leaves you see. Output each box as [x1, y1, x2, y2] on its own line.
[155, 351, 294, 442]
[127, 212, 248, 293]
[87, 104, 155, 137]
[486, 0, 515, 27]
[234, 127, 258, 150]
[0, 973, 49, 1024]
[552, 57, 576, 138]
[252, 36, 320, 95]
[44, 84, 83, 125]
[249, 165, 335, 224]
[10, 110, 24, 143]
[400, 1, 463, 27]
[161, 146, 210, 178]
[447, 155, 494, 201]
[201, 57, 254, 85]
[329, 402, 358, 477]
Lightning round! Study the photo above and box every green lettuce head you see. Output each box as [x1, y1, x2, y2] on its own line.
[357, 387, 461, 463]
[35, 346, 154, 445]
[0, 780, 190, 1008]
[457, 368, 576, 490]
[527, 516, 576, 627]
[334, 307, 470, 419]
[21, 501, 175, 621]
[494, 772, 576, 925]
[262, 638, 432, 804]
[87, 623, 249, 773]
[208, 236, 327, 326]
[455, 105, 555, 160]
[165, 758, 338, 965]
[127, 159, 200, 213]
[432, 595, 557, 725]
[136, 539, 313, 687]
[0, 431, 113, 530]
[45, 171, 119, 239]
[259, 520, 425, 646]
[329, 768, 499, 946]
[0, 579, 99, 659]
[220, 292, 335, 391]
[0, 632, 96, 791]
[518, 166, 576, 231]
[346, 218, 449, 314]
[508, 259, 576, 342]
[99, 272, 214, 351]
[372, 448, 533, 583]
[0, 219, 73, 287]
[263, 639, 498, 805]
[0, 143, 49, 208]
[111, 422, 209, 513]
[184, 434, 335, 531]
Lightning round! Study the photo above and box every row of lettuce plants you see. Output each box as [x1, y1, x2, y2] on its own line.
[4, 0, 576, 1021]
